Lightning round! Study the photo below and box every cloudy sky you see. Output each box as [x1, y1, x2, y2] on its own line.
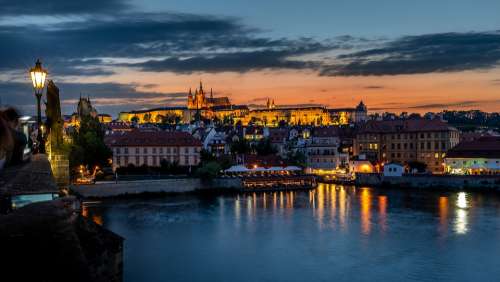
[1, 0, 500, 116]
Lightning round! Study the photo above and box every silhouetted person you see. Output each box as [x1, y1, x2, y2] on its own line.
[2, 108, 27, 166]
[0, 112, 14, 170]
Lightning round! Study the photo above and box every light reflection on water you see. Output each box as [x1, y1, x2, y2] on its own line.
[83, 184, 500, 282]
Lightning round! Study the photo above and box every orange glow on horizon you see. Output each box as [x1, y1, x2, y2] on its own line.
[81, 68, 500, 114]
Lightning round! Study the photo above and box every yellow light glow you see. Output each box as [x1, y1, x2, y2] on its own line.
[457, 192, 468, 209]
[29, 59, 48, 90]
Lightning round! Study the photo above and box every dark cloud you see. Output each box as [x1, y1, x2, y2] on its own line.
[0, 12, 331, 75]
[322, 32, 500, 76]
[0, 0, 129, 16]
[363, 85, 385, 89]
[407, 101, 482, 109]
[124, 48, 322, 73]
[0, 81, 187, 115]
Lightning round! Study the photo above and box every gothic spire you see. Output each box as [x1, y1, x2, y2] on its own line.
[210, 88, 213, 99]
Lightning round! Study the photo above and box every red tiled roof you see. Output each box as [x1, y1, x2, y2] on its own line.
[359, 119, 457, 133]
[108, 130, 202, 147]
[446, 137, 500, 158]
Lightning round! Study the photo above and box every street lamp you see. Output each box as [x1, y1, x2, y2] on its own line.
[29, 59, 47, 153]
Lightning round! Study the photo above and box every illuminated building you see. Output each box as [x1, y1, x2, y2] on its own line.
[187, 81, 231, 110]
[118, 82, 368, 126]
[444, 136, 500, 175]
[118, 107, 188, 123]
[354, 118, 460, 173]
[108, 130, 202, 171]
[65, 95, 112, 127]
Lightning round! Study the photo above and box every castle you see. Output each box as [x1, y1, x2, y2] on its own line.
[187, 81, 231, 110]
[118, 82, 368, 126]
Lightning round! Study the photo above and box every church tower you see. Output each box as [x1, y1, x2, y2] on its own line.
[187, 88, 194, 109]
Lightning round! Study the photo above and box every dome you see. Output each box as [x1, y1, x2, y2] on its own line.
[356, 100, 367, 112]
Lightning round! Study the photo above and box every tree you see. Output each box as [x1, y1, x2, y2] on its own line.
[278, 120, 287, 128]
[254, 138, 277, 156]
[230, 138, 250, 155]
[143, 113, 151, 123]
[196, 161, 221, 180]
[286, 150, 307, 168]
[69, 116, 112, 176]
[131, 116, 139, 123]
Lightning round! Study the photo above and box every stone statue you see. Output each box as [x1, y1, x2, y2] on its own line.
[45, 80, 64, 150]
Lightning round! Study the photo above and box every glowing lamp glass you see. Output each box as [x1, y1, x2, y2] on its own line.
[29, 59, 48, 91]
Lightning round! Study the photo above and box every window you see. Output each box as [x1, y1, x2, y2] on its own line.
[135, 148, 139, 154]
[143, 156, 148, 164]
[143, 148, 148, 154]
[159, 148, 163, 154]
[116, 156, 121, 165]
[427, 142, 431, 150]
[116, 148, 121, 154]
[184, 156, 189, 165]
[391, 143, 395, 150]
[124, 148, 129, 154]
[167, 147, 171, 154]
[397, 143, 401, 149]
[184, 147, 189, 154]
[434, 153, 439, 159]
[153, 147, 157, 154]
[136, 156, 139, 164]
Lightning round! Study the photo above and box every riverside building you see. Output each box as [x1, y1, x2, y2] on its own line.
[108, 130, 202, 171]
[354, 118, 460, 173]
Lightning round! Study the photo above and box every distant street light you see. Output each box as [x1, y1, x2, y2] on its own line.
[29, 59, 48, 153]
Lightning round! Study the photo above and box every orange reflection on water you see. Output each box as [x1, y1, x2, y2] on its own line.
[439, 196, 448, 234]
[378, 196, 387, 233]
[317, 184, 325, 228]
[360, 188, 372, 235]
[339, 187, 346, 230]
[330, 185, 337, 222]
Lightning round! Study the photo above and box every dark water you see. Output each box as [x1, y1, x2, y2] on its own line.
[84, 184, 500, 282]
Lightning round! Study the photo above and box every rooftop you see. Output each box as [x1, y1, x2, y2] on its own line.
[358, 118, 457, 133]
[446, 137, 500, 159]
[108, 130, 202, 147]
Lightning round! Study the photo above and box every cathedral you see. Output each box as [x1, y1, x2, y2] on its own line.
[187, 81, 231, 110]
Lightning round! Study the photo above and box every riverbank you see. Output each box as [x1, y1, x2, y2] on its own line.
[355, 173, 500, 191]
[71, 178, 243, 198]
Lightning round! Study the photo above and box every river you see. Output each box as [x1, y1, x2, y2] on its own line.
[84, 184, 500, 282]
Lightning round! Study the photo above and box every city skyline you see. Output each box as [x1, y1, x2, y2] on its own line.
[1, 0, 500, 116]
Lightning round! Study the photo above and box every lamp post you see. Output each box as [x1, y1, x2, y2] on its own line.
[29, 59, 48, 154]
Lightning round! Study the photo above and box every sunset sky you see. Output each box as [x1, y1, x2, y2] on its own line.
[1, 0, 500, 116]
